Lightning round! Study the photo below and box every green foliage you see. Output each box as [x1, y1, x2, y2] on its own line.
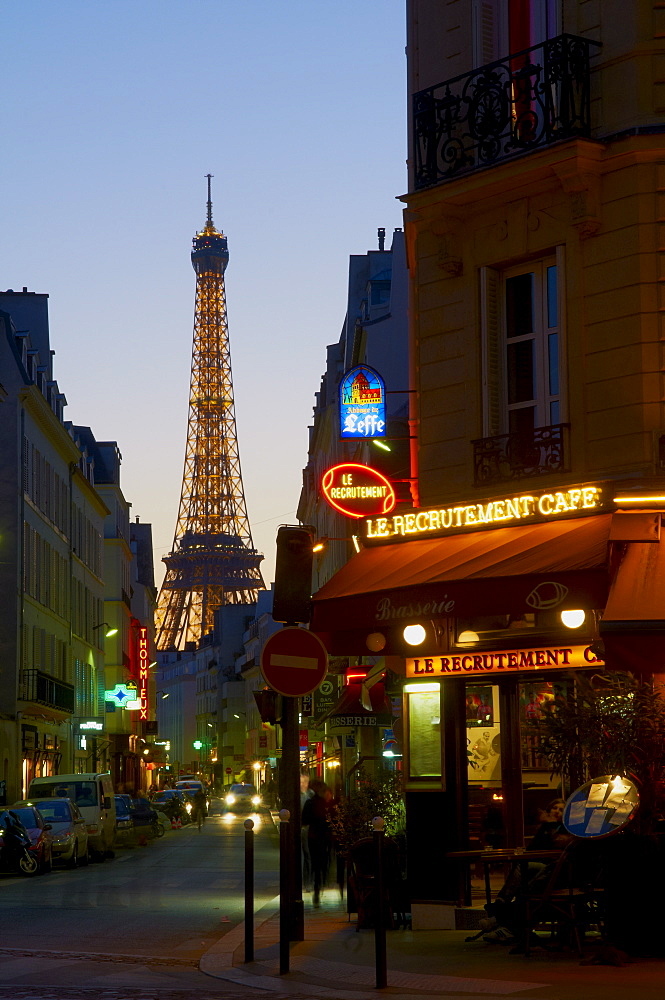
[330, 767, 405, 859]
[536, 671, 665, 830]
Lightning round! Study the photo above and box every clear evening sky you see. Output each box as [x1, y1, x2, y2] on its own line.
[1, 1, 406, 587]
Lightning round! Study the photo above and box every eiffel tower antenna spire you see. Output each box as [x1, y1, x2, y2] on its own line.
[205, 172, 214, 228]
[155, 179, 264, 650]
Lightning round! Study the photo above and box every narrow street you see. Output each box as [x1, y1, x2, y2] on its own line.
[0, 811, 287, 998]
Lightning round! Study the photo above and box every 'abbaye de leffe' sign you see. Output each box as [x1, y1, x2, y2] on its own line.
[339, 365, 386, 440]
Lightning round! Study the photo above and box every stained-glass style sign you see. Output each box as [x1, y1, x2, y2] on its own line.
[339, 365, 386, 439]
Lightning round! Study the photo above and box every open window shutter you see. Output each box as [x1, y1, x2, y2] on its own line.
[480, 266, 501, 437]
[472, 0, 507, 66]
[555, 243, 567, 422]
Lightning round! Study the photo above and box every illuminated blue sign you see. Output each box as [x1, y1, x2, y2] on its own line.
[105, 683, 141, 709]
[339, 365, 386, 439]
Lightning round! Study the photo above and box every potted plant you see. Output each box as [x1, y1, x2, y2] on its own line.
[535, 669, 665, 955]
[329, 767, 406, 918]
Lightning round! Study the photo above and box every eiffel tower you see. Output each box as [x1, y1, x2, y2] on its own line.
[156, 176, 264, 650]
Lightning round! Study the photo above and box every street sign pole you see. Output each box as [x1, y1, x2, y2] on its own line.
[261, 625, 328, 945]
[279, 693, 304, 942]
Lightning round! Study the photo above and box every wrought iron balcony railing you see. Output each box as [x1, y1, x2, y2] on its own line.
[19, 669, 75, 714]
[473, 423, 569, 486]
[413, 34, 600, 189]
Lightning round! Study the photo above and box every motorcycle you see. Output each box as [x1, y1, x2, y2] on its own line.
[0, 811, 39, 876]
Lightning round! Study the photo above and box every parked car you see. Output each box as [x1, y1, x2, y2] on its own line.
[9, 803, 54, 873]
[26, 797, 89, 868]
[113, 795, 135, 847]
[223, 784, 262, 814]
[27, 773, 116, 861]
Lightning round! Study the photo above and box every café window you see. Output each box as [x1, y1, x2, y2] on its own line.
[467, 684, 501, 785]
[480, 253, 564, 438]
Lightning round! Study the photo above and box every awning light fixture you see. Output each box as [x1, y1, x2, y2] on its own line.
[561, 609, 586, 629]
[366, 631, 386, 652]
[458, 629, 480, 644]
[403, 624, 427, 646]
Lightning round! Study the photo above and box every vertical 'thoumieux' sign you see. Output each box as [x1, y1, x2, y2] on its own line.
[339, 365, 386, 439]
[138, 625, 149, 721]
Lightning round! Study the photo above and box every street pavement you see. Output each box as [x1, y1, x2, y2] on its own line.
[201, 885, 665, 1000]
[0, 808, 663, 1000]
[0, 808, 284, 998]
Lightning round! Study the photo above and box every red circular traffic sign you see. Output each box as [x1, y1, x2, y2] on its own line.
[260, 628, 328, 698]
[225, 767, 232, 775]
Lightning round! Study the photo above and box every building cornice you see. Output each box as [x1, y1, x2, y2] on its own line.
[19, 386, 82, 463]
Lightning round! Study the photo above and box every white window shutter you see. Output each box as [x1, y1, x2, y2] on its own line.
[472, 0, 507, 67]
[480, 266, 501, 437]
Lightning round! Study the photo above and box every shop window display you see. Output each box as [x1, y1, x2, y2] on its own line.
[519, 680, 556, 771]
[467, 685, 501, 785]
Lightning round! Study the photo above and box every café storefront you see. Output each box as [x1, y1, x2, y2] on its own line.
[310, 480, 665, 918]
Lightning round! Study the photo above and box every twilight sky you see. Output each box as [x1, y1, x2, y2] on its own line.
[1, 1, 407, 587]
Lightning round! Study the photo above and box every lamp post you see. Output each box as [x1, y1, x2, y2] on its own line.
[92, 622, 118, 638]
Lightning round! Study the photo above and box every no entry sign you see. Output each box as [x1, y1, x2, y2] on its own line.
[260, 627, 328, 698]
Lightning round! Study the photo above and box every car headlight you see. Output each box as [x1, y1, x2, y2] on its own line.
[251, 796, 261, 806]
[225, 794, 235, 805]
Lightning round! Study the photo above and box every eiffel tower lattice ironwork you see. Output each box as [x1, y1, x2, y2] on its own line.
[156, 177, 264, 650]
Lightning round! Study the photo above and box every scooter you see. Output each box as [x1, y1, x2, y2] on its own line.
[0, 814, 39, 876]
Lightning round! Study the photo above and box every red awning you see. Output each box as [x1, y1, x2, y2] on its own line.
[311, 514, 613, 636]
[319, 681, 392, 723]
[601, 513, 665, 671]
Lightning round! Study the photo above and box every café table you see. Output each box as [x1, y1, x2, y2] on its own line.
[445, 847, 562, 908]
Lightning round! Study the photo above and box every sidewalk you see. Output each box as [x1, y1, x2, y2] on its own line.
[200, 886, 665, 1000]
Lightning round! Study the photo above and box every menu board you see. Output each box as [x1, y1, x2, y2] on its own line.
[563, 774, 639, 839]
[408, 690, 442, 778]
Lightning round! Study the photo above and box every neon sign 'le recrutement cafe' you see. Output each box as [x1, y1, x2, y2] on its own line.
[364, 485, 602, 541]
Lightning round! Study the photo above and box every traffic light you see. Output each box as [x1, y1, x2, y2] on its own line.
[272, 524, 315, 624]
[253, 688, 278, 724]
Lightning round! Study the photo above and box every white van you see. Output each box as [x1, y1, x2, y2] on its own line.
[28, 773, 116, 860]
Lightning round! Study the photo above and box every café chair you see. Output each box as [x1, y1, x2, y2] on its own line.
[519, 844, 604, 957]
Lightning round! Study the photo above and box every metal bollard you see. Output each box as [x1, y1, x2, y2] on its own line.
[373, 816, 387, 989]
[279, 808, 290, 974]
[244, 818, 255, 963]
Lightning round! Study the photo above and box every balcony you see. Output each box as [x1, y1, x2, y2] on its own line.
[19, 669, 75, 714]
[473, 423, 569, 486]
[413, 34, 600, 189]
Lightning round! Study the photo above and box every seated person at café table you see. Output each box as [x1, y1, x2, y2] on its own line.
[482, 799, 572, 944]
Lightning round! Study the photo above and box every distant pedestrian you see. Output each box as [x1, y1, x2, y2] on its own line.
[302, 779, 333, 906]
[300, 772, 314, 891]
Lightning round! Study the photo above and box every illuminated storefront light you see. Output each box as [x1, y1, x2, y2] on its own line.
[365, 485, 603, 542]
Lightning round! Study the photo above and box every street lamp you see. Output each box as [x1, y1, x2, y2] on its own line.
[93, 622, 118, 638]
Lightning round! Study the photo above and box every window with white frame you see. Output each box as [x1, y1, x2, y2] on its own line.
[481, 253, 563, 440]
[504, 258, 560, 436]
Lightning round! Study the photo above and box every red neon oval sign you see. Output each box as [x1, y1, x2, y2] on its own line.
[321, 463, 396, 519]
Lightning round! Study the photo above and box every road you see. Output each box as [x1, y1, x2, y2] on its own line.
[0, 809, 291, 1000]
